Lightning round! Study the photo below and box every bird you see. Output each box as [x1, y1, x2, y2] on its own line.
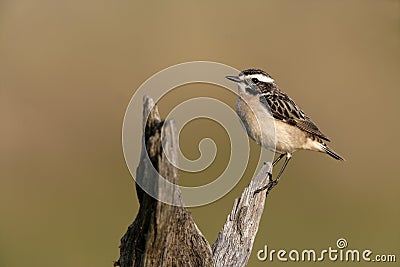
[226, 68, 344, 193]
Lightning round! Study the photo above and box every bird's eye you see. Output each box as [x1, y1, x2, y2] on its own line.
[252, 78, 259, 83]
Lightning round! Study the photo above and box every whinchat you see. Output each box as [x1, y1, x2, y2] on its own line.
[226, 69, 344, 193]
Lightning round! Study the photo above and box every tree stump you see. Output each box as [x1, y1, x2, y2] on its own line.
[115, 96, 273, 267]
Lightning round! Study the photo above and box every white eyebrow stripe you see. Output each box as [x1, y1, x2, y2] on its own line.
[249, 74, 275, 83]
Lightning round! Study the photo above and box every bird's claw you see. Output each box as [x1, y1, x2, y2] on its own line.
[253, 172, 278, 195]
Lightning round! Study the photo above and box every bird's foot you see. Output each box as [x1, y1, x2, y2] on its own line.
[254, 172, 279, 195]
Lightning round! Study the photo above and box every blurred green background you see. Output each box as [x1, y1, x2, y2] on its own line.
[1, 0, 399, 266]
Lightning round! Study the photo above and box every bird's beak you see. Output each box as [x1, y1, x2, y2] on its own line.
[226, 75, 241, 83]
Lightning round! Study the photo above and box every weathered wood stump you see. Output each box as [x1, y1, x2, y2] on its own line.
[115, 96, 273, 267]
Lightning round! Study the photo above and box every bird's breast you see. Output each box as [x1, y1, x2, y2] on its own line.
[235, 94, 276, 151]
[236, 93, 323, 154]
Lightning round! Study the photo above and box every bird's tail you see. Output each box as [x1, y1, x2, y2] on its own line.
[322, 145, 345, 161]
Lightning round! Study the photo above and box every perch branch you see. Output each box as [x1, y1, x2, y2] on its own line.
[212, 163, 272, 266]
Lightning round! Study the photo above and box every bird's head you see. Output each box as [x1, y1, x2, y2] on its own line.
[226, 68, 276, 94]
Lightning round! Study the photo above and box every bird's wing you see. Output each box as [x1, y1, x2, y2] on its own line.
[259, 90, 330, 142]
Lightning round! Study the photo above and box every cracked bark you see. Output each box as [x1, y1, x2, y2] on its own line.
[115, 96, 273, 267]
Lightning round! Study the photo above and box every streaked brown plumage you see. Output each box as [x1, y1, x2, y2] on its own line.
[227, 68, 344, 193]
